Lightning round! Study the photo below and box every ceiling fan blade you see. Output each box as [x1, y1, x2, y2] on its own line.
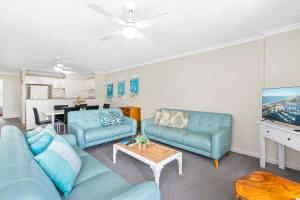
[136, 31, 154, 46]
[87, 4, 125, 26]
[99, 30, 122, 41]
[136, 11, 168, 29]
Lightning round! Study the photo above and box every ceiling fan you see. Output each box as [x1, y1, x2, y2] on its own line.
[87, 2, 168, 45]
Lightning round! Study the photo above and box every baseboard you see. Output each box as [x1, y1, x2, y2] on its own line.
[230, 147, 300, 171]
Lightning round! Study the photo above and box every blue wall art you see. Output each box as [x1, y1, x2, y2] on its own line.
[118, 79, 125, 97]
[130, 76, 139, 97]
[107, 83, 113, 99]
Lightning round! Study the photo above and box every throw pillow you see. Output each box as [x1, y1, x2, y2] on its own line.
[154, 110, 162, 125]
[159, 109, 171, 126]
[26, 126, 44, 138]
[169, 110, 189, 129]
[34, 135, 82, 196]
[99, 111, 123, 127]
[27, 124, 56, 145]
[30, 132, 54, 155]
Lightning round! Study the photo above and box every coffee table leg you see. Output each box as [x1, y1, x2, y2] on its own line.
[151, 165, 163, 186]
[113, 145, 118, 164]
[177, 153, 182, 175]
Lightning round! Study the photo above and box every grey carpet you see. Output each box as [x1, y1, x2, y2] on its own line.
[1, 119, 300, 200]
[86, 141, 300, 200]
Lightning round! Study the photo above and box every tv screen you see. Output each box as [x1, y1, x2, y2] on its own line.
[262, 86, 300, 126]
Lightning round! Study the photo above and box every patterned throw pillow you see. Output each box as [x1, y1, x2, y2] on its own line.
[154, 110, 162, 125]
[99, 111, 123, 127]
[34, 135, 82, 196]
[159, 109, 171, 126]
[169, 110, 189, 129]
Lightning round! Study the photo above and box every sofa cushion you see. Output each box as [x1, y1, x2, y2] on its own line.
[26, 126, 44, 138]
[144, 125, 171, 138]
[74, 155, 110, 186]
[169, 110, 189, 129]
[182, 132, 212, 152]
[30, 132, 54, 155]
[68, 110, 101, 130]
[159, 109, 171, 126]
[64, 171, 131, 200]
[154, 110, 162, 125]
[187, 112, 231, 133]
[161, 128, 190, 144]
[34, 135, 82, 196]
[106, 124, 132, 137]
[85, 127, 113, 143]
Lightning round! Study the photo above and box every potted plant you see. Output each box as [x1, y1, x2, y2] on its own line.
[135, 135, 150, 149]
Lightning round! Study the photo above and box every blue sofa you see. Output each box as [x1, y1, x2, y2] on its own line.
[142, 109, 232, 168]
[0, 125, 160, 200]
[68, 108, 136, 148]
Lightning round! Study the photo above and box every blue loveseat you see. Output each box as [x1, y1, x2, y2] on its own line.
[68, 108, 136, 148]
[0, 125, 160, 200]
[142, 109, 232, 167]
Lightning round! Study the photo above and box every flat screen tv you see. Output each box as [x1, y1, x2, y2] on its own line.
[262, 86, 300, 126]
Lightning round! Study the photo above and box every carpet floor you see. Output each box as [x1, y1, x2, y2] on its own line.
[86, 141, 300, 200]
[1, 118, 300, 200]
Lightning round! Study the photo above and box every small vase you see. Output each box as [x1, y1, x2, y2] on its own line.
[141, 144, 147, 149]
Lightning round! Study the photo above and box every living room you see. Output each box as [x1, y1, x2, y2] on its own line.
[1, 1, 300, 200]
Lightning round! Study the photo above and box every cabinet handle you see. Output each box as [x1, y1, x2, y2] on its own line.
[288, 138, 291, 141]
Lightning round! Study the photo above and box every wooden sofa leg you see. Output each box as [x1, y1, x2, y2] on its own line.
[214, 160, 219, 168]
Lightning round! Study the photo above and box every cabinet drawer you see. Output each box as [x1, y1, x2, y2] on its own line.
[122, 109, 131, 116]
[261, 126, 300, 151]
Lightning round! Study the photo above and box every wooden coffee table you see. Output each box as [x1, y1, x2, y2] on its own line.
[113, 142, 182, 185]
[235, 171, 300, 200]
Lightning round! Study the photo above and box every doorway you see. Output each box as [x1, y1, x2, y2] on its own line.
[0, 80, 3, 116]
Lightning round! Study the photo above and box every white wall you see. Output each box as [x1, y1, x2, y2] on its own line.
[99, 28, 300, 170]
[264, 29, 300, 169]
[0, 74, 21, 118]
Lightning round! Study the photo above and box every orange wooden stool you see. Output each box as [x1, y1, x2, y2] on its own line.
[235, 171, 300, 200]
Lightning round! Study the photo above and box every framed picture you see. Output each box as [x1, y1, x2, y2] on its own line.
[118, 79, 125, 97]
[107, 83, 113, 99]
[130, 76, 139, 97]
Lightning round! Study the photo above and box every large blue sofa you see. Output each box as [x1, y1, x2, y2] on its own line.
[142, 109, 232, 168]
[68, 108, 136, 148]
[0, 125, 160, 200]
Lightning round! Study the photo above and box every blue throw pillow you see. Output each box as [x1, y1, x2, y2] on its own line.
[34, 135, 82, 196]
[30, 133, 54, 155]
[26, 126, 44, 138]
[99, 111, 123, 127]
[27, 124, 56, 144]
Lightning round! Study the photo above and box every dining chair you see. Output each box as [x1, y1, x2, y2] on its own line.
[54, 105, 68, 134]
[103, 103, 110, 108]
[64, 107, 80, 133]
[86, 105, 99, 110]
[33, 107, 52, 126]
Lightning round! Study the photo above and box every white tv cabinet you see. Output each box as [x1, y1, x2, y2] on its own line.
[259, 120, 300, 169]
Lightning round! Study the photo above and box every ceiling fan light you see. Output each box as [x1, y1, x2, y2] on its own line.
[62, 70, 74, 75]
[123, 26, 138, 39]
[54, 66, 63, 72]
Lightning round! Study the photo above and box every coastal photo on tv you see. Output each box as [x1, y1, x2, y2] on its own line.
[262, 86, 300, 126]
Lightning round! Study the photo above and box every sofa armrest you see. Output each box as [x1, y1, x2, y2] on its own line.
[61, 134, 77, 146]
[211, 127, 232, 160]
[141, 117, 155, 135]
[123, 116, 137, 135]
[110, 181, 160, 200]
[68, 123, 85, 147]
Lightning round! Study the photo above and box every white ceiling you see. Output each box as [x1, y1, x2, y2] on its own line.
[0, 0, 300, 74]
